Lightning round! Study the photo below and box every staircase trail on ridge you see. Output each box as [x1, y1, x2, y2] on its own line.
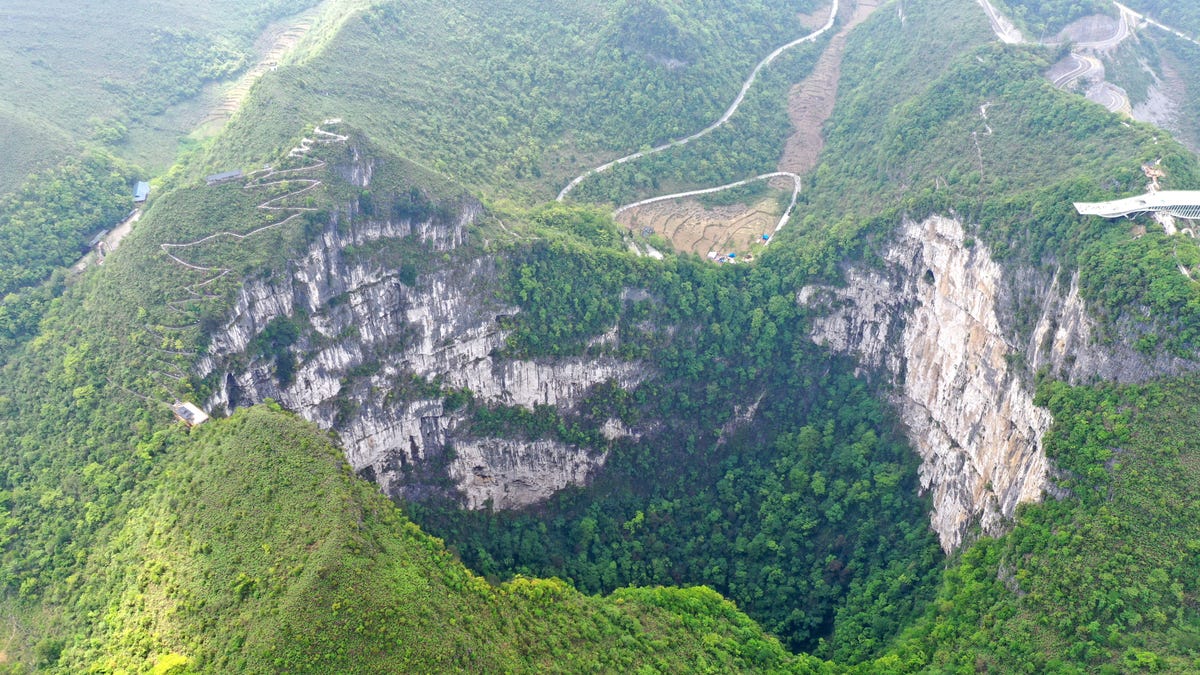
[160, 120, 348, 299]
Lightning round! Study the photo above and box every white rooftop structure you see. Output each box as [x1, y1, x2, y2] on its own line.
[172, 401, 210, 426]
[1075, 190, 1200, 219]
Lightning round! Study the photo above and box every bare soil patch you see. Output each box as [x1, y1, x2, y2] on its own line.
[198, 8, 323, 130]
[797, 3, 835, 30]
[779, 0, 882, 174]
[617, 187, 790, 259]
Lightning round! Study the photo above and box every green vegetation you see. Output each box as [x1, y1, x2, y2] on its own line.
[51, 404, 831, 673]
[567, 42, 822, 205]
[408, 0, 1200, 668]
[211, 0, 822, 200]
[0, 154, 132, 297]
[871, 377, 1200, 672]
[992, 0, 1114, 38]
[110, 29, 247, 118]
[414, 366, 942, 657]
[402, 201, 944, 658]
[793, 0, 1200, 354]
[0, 152, 133, 354]
[1141, 33, 1200, 153]
[4, 0, 1200, 672]
[0, 0, 327, 190]
[1121, 0, 1200, 38]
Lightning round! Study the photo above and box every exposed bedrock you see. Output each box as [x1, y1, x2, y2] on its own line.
[200, 194, 645, 509]
[800, 215, 1188, 550]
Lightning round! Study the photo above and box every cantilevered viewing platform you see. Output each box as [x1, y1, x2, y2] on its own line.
[1075, 190, 1200, 219]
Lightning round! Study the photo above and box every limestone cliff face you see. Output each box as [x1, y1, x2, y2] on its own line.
[800, 215, 1187, 551]
[800, 216, 1049, 550]
[201, 198, 645, 509]
[448, 438, 602, 510]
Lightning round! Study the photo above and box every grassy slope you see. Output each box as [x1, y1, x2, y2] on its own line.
[209, 0, 821, 201]
[0, 0, 325, 193]
[3, 0, 1200, 671]
[0, 121, 818, 672]
[0, 104, 72, 198]
[55, 404, 828, 674]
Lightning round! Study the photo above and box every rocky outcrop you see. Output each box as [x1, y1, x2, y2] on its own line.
[801, 216, 1050, 551]
[448, 438, 603, 510]
[202, 192, 646, 509]
[799, 214, 1192, 551]
[1022, 268, 1200, 383]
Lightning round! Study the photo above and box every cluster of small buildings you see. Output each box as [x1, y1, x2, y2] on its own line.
[705, 234, 770, 265]
[707, 251, 739, 264]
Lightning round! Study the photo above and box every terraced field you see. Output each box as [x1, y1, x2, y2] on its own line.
[616, 186, 790, 259]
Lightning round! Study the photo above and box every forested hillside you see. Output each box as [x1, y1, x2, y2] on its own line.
[3, 0, 1200, 672]
[210, 0, 824, 200]
[992, 0, 1113, 37]
[876, 379, 1200, 672]
[0, 0, 329, 192]
[48, 404, 825, 673]
[0, 0, 360, 361]
[1121, 0, 1200, 38]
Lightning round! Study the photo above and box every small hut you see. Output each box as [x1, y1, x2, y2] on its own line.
[172, 401, 210, 427]
[205, 170, 244, 186]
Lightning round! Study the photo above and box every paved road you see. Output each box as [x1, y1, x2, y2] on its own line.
[976, 0, 1023, 44]
[615, 171, 803, 241]
[1087, 81, 1132, 114]
[557, 0, 839, 201]
[1115, 1, 1200, 47]
[1074, 11, 1130, 49]
[1050, 54, 1102, 88]
[979, 1, 1137, 114]
[161, 121, 348, 289]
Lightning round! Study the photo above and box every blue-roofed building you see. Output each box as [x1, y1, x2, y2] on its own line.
[133, 181, 150, 203]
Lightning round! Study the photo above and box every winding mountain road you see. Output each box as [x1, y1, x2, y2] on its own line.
[1050, 54, 1102, 88]
[1073, 10, 1131, 49]
[1115, 2, 1200, 48]
[557, 0, 839, 202]
[976, 0, 1024, 44]
[978, 1, 1135, 114]
[614, 171, 803, 242]
[1088, 81, 1133, 115]
[161, 121, 348, 296]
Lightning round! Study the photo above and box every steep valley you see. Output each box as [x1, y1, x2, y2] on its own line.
[4, 0, 1200, 672]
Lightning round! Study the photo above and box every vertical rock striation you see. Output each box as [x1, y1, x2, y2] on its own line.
[796, 211, 1200, 552]
[801, 216, 1051, 550]
[201, 188, 646, 509]
[800, 215, 1193, 550]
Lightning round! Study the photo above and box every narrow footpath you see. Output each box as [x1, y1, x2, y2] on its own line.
[161, 121, 348, 299]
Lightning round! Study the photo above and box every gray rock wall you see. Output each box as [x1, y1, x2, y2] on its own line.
[201, 197, 645, 508]
[800, 214, 1192, 550]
